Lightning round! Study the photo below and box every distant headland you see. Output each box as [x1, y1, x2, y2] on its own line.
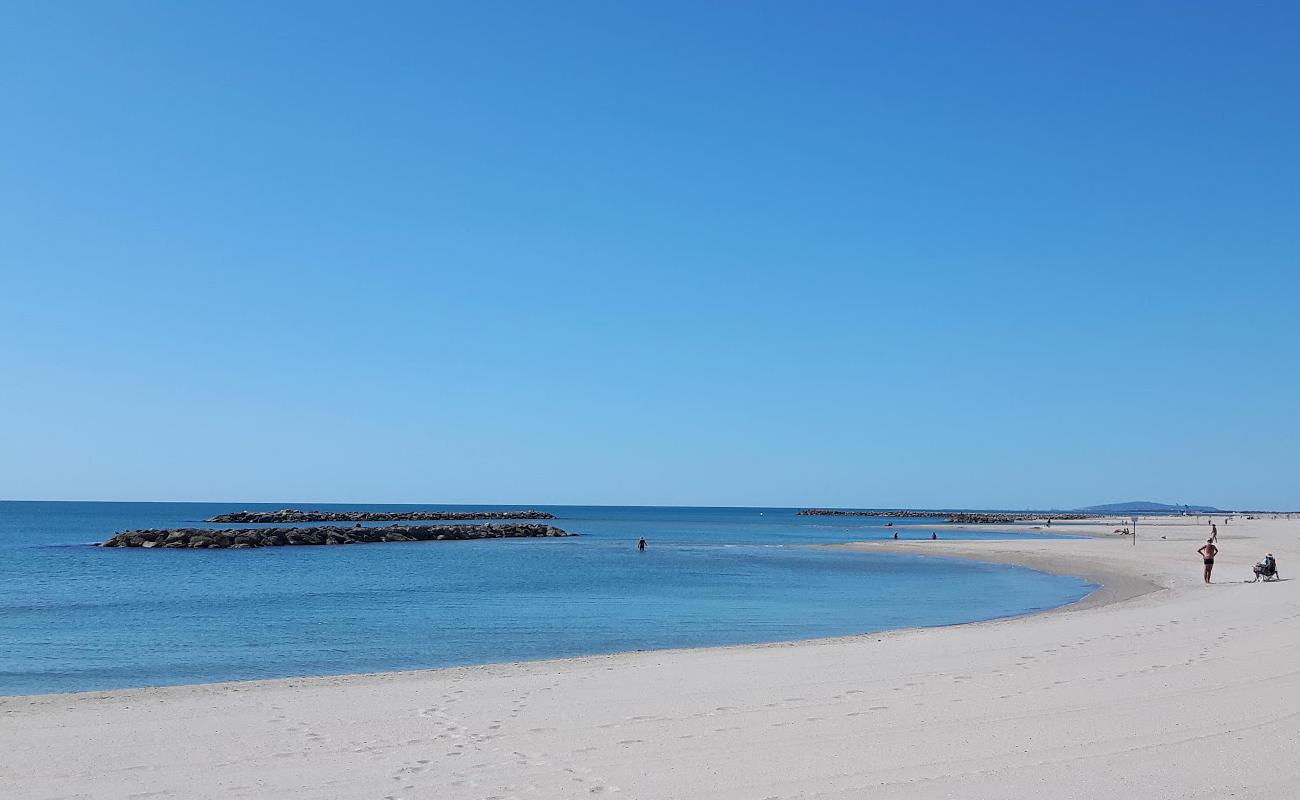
[206, 508, 556, 523]
[1072, 501, 1224, 513]
[100, 523, 574, 549]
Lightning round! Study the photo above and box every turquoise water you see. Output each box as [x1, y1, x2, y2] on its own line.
[0, 502, 1094, 696]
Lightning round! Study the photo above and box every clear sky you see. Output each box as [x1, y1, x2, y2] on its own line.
[2, 2, 1296, 509]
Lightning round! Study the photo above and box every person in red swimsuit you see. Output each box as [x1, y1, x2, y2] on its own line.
[1197, 539, 1219, 584]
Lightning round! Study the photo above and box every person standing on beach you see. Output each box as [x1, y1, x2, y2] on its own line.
[1210, 523, 1218, 543]
[1198, 539, 1218, 584]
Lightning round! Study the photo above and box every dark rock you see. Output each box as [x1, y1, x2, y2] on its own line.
[205, 509, 556, 524]
[100, 524, 576, 549]
[797, 509, 1096, 524]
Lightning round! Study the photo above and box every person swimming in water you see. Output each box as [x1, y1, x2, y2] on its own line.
[637, 537, 646, 552]
[1197, 539, 1218, 584]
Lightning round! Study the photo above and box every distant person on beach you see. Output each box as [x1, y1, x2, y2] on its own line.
[637, 537, 646, 552]
[1210, 524, 1218, 543]
[931, 532, 937, 540]
[1198, 539, 1218, 584]
[893, 532, 899, 540]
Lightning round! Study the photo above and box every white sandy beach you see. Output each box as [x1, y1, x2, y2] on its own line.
[5, 515, 1298, 799]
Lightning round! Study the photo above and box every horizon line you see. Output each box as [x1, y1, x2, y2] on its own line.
[0, 498, 1256, 512]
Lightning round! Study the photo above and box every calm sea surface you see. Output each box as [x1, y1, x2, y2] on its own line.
[0, 502, 1094, 696]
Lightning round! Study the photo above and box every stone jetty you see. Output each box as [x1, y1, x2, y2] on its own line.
[799, 509, 941, 518]
[798, 509, 1094, 524]
[100, 524, 574, 549]
[206, 508, 555, 523]
[942, 512, 1093, 524]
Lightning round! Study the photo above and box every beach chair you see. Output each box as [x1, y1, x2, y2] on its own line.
[1252, 559, 1280, 582]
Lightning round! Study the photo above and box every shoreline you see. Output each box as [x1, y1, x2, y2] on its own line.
[7, 532, 1122, 703]
[830, 537, 1164, 613]
[7, 515, 1298, 799]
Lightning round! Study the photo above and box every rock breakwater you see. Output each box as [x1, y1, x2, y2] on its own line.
[799, 509, 941, 518]
[100, 524, 574, 549]
[207, 509, 556, 523]
[941, 512, 1092, 524]
[798, 509, 1095, 524]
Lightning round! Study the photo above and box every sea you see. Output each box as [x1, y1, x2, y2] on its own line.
[0, 502, 1095, 696]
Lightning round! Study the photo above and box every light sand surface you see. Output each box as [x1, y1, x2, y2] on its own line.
[5, 515, 1299, 799]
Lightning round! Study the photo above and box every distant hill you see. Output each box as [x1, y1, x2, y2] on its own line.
[1075, 501, 1223, 514]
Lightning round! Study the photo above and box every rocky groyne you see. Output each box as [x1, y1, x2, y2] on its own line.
[799, 509, 942, 518]
[943, 512, 1093, 524]
[100, 524, 574, 549]
[206, 509, 556, 523]
[798, 509, 1095, 524]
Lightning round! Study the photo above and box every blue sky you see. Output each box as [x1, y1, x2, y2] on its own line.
[1, 2, 1296, 509]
